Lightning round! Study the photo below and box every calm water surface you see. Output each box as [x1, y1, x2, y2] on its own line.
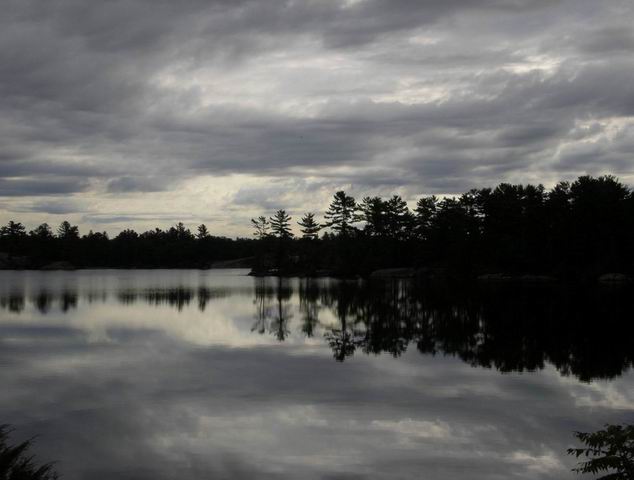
[1, 269, 633, 479]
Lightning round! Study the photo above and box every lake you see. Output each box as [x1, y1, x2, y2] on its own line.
[1, 269, 633, 479]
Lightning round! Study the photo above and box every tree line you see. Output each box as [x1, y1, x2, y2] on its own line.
[1, 174, 633, 276]
[0, 221, 255, 268]
[250, 175, 634, 279]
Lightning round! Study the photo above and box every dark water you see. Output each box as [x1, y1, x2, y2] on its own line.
[1, 269, 633, 480]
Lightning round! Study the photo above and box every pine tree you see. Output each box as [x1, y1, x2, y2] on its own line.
[323, 191, 358, 236]
[414, 196, 438, 240]
[57, 220, 79, 239]
[251, 216, 270, 239]
[270, 210, 293, 238]
[0, 221, 26, 238]
[197, 224, 210, 239]
[384, 195, 413, 238]
[298, 213, 321, 240]
[358, 196, 386, 236]
[29, 223, 53, 239]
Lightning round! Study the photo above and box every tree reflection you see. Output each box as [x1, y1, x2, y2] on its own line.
[1, 278, 632, 381]
[298, 279, 320, 337]
[318, 280, 634, 381]
[252, 278, 292, 341]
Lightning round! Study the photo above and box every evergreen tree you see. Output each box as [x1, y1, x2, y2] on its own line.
[57, 220, 79, 239]
[29, 223, 53, 239]
[358, 196, 386, 236]
[170, 222, 193, 240]
[270, 210, 293, 238]
[414, 196, 438, 240]
[251, 216, 270, 239]
[384, 195, 413, 238]
[197, 224, 210, 239]
[116, 229, 138, 241]
[298, 213, 321, 239]
[323, 191, 358, 236]
[0, 221, 26, 238]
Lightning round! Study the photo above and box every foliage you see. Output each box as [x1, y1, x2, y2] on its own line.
[251, 216, 270, 239]
[269, 210, 293, 238]
[0, 425, 58, 479]
[0, 221, 26, 238]
[197, 224, 210, 239]
[323, 191, 358, 236]
[56, 221, 79, 240]
[0, 221, 255, 268]
[568, 424, 634, 479]
[297, 213, 321, 240]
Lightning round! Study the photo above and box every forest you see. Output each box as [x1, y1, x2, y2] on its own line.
[1, 175, 633, 279]
[251, 174, 634, 279]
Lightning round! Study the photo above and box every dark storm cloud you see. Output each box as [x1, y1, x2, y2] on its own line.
[0, 0, 632, 208]
[12, 199, 86, 215]
[0, 177, 90, 197]
[106, 176, 170, 193]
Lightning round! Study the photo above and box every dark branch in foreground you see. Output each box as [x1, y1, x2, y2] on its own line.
[0, 425, 58, 480]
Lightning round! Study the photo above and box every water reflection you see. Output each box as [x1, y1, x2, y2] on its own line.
[1, 273, 632, 381]
[1, 270, 633, 480]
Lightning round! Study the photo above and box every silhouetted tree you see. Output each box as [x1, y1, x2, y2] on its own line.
[323, 191, 358, 236]
[57, 221, 79, 239]
[568, 424, 634, 479]
[414, 196, 438, 240]
[384, 195, 413, 238]
[0, 221, 26, 238]
[197, 224, 210, 239]
[0, 425, 58, 479]
[251, 216, 270, 239]
[29, 224, 53, 239]
[169, 222, 194, 240]
[358, 196, 386, 236]
[298, 213, 321, 240]
[270, 210, 293, 239]
[0, 221, 28, 256]
[116, 229, 138, 241]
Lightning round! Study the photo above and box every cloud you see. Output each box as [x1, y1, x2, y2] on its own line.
[106, 176, 171, 193]
[0, 177, 90, 197]
[0, 0, 633, 234]
[12, 199, 86, 215]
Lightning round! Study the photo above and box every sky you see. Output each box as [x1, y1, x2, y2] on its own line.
[1, 0, 633, 237]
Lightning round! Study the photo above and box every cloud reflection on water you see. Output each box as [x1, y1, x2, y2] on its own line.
[0, 270, 633, 479]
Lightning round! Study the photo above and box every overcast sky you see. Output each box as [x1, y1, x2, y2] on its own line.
[1, 0, 633, 236]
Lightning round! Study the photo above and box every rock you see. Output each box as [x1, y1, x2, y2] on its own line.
[41, 261, 76, 271]
[370, 268, 416, 278]
[598, 273, 631, 284]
